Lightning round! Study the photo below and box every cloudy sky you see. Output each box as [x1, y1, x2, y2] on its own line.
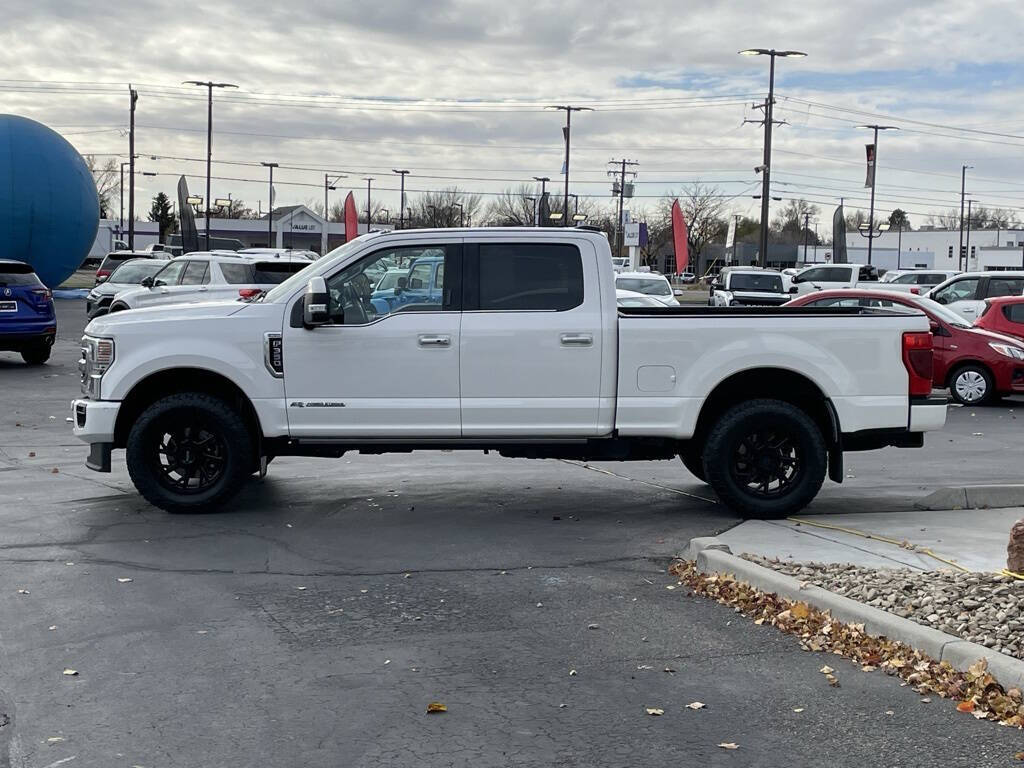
[4, 0, 1024, 230]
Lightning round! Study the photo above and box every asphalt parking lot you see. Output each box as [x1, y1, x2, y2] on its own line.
[1, 301, 1023, 767]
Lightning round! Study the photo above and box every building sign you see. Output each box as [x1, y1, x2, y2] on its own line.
[290, 223, 318, 231]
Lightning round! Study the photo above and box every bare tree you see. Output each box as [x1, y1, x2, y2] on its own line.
[650, 182, 728, 265]
[772, 199, 821, 245]
[406, 187, 484, 227]
[221, 198, 255, 219]
[484, 185, 539, 226]
[85, 155, 119, 219]
[926, 209, 961, 229]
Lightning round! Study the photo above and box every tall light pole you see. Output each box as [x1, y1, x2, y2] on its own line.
[323, 172, 346, 253]
[546, 106, 592, 227]
[532, 176, 549, 225]
[128, 85, 138, 250]
[966, 199, 974, 269]
[392, 169, 410, 228]
[261, 162, 278, 247]
[183, 80, 238, 249]
[119, 161, 130, 238]
[363, 177, 374, 230]
[857, 124, 898, 266]
[739, 49, 807, 266]
[452, 202, 463, 228]
[959, 164, 973, 270]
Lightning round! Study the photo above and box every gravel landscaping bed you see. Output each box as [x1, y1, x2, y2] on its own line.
[742, 555, 1024, 660]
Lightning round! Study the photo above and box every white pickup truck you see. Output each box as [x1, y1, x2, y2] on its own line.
[789, 263, 882, 295]
[72, 228, 946, 519]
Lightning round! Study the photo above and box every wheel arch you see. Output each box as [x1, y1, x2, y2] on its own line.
[114, 367, 263, 457]
[944, 358, 991, 388]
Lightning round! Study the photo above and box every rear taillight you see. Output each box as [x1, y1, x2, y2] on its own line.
[96, 270, 110, 283]
[30, 288, 52, 302]
[902, 331, 934, 396]
[238, 288, 261, 299]
[910, 287, 921, 295]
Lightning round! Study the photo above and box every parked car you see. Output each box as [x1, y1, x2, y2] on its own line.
[709, 267, 790, 306]
[94, 251, 171, 285]
[86, 259, 169, 318]
[614, 272, 678, 306]
[787, 289, 1024, 405]
[0, 260, 56, 364]
[678, 272, 697, 284]
[237, 248, 317, 262]
[106, 252, 310, 313]
[789, 263, 882, 295]
[372, 268, 408, 294]
[369, 253, 445, 316]
[873, 269, 961, 294]
[616, 289, 666, 308]
[926, 271, 1024, 322]
[611, 257, 628, 273]
[73, 228, 945, 520]
[973, 296, 1024, 342]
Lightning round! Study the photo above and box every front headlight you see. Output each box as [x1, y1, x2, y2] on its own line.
[80, 336, 115, 397]
[989, 342, 1024, 360]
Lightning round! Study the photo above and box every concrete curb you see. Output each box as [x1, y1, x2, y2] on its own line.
[915, 484, 1024, 511]
[686, 538, 1024, 690]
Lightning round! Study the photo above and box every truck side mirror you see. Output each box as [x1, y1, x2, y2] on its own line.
[395, 276, 407, 295]
[140, 276, 154, 288]
[303, 276, 330, 327]
[789, 286, 799, 294]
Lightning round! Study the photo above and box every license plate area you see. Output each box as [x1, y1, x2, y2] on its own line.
[0, 301, 16, 312]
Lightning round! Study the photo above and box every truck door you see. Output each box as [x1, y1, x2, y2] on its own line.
[282, 241, 463, 438]
[459, 240, 605, 436]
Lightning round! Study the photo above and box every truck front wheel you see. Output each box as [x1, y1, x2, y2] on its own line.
[126, 392, 253, 513]
[703, 399, 826, 519]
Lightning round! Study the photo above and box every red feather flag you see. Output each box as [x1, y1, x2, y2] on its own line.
[344, 192, 359, 242]
[671, 200, 689, 273]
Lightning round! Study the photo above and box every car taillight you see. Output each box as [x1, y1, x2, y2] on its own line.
[96, 270, 109, 283]
[30, 288, 52, 302]
[238, 288, 261, 299]
[902, 331, 934, 396]
[910, 287, 921, 295]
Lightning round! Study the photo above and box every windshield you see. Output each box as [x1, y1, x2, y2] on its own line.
[911, 296, 972, 328]
[262, 239, 364, 303]
[616, 277, 671, 296]
[108, 261, 164, 283]
[375, 270, 405, 292]
[729, 273, 783, 292]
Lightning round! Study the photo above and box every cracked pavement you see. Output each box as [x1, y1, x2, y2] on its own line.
[0, 303, 1021, 767]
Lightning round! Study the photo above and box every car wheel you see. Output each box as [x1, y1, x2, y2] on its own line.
[126, 392, 253, 513]
[679, 448, 707, 483]
[949, 364, 994, 406]
[21, 344, 51, 365]
[703, 399, 827, 519]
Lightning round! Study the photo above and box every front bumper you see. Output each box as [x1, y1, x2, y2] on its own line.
[71, 398, 120, 445]
[0, 326, 56, 352]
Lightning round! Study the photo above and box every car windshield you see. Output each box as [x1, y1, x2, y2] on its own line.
[911, 296, 972, 328]
[616, 277, 671, 296]
[263, 239, 364, 303]
[375, 270, 405, 292]
[729, 273, 783, 292]
[107, 261, 165, 284]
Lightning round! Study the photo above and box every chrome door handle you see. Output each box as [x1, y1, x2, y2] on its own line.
[418, 334, 451, 347]
[560, 333, 593, 347]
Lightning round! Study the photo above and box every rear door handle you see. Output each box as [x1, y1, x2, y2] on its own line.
[418, 334, 451, 347]
[560, 333, 593, 347]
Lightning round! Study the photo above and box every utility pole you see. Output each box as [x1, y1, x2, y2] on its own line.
[547, 105, 592, 227]
[533, 177, 549, 225]
[119, 161, 129, 238]
[183, 80, 238, 249]
[857, 124, 898, 266]
[363, 177, 374, 230]
[897, 219, 903, 270]
[323, 172, 346, 253]
[128, 85, 138, 250]
[607, 159, 638, 257]
[261, 163, 277, 247]
[802, 212, 810, 263]
[733, 214, 741, 265]
[966, 199, 974, 269]
[959, 164, 972, 271]
[452, 202, 464, 228]
[392, 169, 410, 228]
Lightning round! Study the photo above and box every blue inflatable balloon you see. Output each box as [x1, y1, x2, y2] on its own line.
[0, 115, 99, 287]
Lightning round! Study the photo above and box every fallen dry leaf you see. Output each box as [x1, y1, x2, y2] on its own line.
[62, 668, 78, 676]
[957, 701, 975, 713]
[686, 702, 706, 710]
[717, 743, 739, 750]
[819, 665, 834, 675]
[1014, 751, 1024, 761]
[117, 578, 133, 584]
[790, 602, 810, 619]
[645, 707, 664, 716]
[426, 701, 447, 714]
[826, 674, 840, 687]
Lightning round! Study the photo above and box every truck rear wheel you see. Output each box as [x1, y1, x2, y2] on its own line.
[126, 392, 253, 513]
[703, 399, 826, 519]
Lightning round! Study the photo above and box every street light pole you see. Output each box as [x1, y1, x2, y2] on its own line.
[546, 106, 592, 227]
[119, 161, 128, 238]
[857, 124, 898, 266]
[739, 48, 807, 267]
[533, 176, 549, 226]
[452, 202, 463, 228]
[128, 85, 138, 250]
[897, 220, 903, 270]
[802, 212, 810, 263]
[392, 170, 410, 228]
[966, 199, 974, 268]
[183, 80, 238, 249]
[261, 162, 278, 247]
[323, 172, 346, 253]
[363, 177, 374, 230]
[959, 164, 972, 271]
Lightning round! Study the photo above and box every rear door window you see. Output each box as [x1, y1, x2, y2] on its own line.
[252, 262, 307, 284]
[220, 263, 254, 284]
[932, 277, 979, 304]
[985, 277, 1024, 298]
[1005, 304, 1024, 324]
[472, 243, 583, 311]
[826, 267, 854, 282]
[180, 261, 210, 286]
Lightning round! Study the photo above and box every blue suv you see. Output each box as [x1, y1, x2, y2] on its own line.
[0, 260, 56, 364]
[370, 255, 445, 316]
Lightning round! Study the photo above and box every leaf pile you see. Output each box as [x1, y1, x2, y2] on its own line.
[668, 560, 1024, 727]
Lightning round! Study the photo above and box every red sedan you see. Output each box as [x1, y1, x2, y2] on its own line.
[786, 289, 1024, 405]
[974, 296, 1024, 342]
